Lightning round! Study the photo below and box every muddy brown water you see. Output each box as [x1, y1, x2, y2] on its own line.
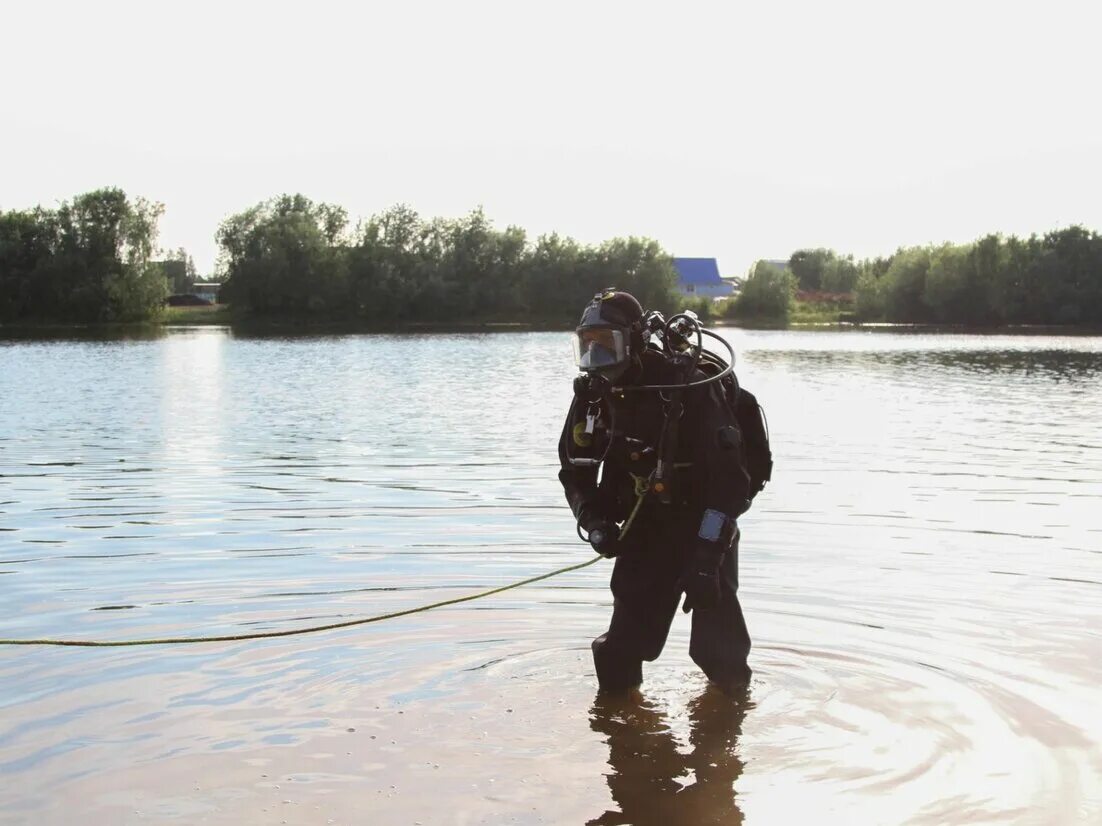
[1, 327, 1100, 824]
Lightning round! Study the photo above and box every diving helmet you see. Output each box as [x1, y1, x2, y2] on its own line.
[571, 289, 644, 379]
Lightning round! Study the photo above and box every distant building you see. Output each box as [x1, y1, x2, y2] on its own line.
[191, 282, 222, 304]
[672, 257, 735, 299]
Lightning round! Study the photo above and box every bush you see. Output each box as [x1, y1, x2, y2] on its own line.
[0, 188, 167, 322]
[727, 261, 795, 322]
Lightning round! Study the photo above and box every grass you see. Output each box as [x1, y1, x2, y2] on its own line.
[789, 296, 856, 326]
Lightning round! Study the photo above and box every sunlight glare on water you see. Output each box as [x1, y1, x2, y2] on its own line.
[1, 327, 1100, 824]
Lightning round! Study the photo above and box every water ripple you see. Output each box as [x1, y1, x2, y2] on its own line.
[0, 328, 1099, 823]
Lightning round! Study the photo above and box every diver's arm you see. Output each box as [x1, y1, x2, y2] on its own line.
[557, 399, 600, 526]
[680, 385, 752, 611]
[690, 384, 752, 547]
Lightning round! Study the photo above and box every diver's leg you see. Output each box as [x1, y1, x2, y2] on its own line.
[592, 544, 681, 692]
[592, 593, 680, 691]
[689, 533, 751, 692]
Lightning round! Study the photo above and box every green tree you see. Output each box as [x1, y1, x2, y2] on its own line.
[351, 205, 445, 320]
[821, 254, 859, 293]
[0, 188, 166, 322]
[879, 247, 932, 322]
[993, 234, 1038, 323]
[729, 260, 795, 322]
[788, 248, 834, 291]
[218, 194, 349, 316]
[924, 243, 970, 322]
[522, 233, 583, 318]
[593, 237, 679, 314]
[1028, 226, 1102, 324]
[853, 263, 884, 320]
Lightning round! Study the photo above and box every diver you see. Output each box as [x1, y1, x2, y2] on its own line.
[558, 289, 771, 694]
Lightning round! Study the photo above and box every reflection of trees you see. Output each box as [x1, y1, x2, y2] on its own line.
[0, 326, 169, 343]
[752, 348, 1102, 382]
[919, 350, 1102, 381]
[588, 687, 750, 826]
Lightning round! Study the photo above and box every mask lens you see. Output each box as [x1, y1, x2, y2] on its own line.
[573, 327, 626, 370]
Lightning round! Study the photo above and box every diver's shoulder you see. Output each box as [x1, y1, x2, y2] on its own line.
[639, 347, 709, 383]
[639, 347, 675, 380]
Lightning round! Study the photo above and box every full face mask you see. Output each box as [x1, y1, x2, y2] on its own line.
[572, 325, 628, 372]
[571, 289, 644, 381]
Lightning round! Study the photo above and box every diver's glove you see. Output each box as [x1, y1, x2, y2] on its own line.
[587, 517, 621, 558]
[680, 544, 724, 613]
[681, 509, 732, 613]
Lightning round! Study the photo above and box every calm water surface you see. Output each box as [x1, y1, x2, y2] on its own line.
[1, 327, 1100, 824]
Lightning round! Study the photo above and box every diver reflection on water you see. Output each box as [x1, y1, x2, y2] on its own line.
[588, 685, 751, 826]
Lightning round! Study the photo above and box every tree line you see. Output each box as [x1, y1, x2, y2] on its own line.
[0, 189, 681, 325]
[216, 194, 678, 323]
[0, 188, 167, 322]
[4, 187, 1101, 327]
[774, 227, 1102, 325]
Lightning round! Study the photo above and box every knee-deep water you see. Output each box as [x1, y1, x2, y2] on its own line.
[1, 327, 1100, 824]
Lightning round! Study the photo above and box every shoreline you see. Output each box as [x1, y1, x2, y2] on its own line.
[3, 310, 1102, 338]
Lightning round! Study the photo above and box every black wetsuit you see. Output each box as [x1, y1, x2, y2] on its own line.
[558, 348, 753, 691]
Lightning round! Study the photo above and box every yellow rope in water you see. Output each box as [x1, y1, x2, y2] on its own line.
[0, 555, 603, 648]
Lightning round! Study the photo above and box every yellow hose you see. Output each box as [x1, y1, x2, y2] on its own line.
[0, 555, 603, 648]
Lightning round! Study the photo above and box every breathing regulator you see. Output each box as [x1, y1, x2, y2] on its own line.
[572, 304, 738, 400]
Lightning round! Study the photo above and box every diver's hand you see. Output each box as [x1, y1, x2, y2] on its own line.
[681, 544, 724, 612]
[587, 518, 621, 558]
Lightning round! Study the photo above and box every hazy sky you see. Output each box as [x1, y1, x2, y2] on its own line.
[3, 0, 1100, 277]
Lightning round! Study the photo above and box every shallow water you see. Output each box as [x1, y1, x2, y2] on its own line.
[1, 327, 1100, 824]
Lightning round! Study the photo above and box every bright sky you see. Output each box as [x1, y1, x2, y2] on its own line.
[3, 0, 1100, 277]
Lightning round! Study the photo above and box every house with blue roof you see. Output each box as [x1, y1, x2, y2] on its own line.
[672, 258, 734, 299]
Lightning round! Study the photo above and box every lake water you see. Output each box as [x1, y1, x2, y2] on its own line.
[1, 326, 1100, 825]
